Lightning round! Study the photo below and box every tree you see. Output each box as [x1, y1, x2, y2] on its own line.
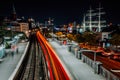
[67, 33, 74, 41]
[109, 34, 120, 48]
[82, 32, 97, 48]
[74, 34, 85, 43]
[55, 32, 63, 36]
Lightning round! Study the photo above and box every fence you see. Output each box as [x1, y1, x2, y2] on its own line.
[81, 54, 120, 80]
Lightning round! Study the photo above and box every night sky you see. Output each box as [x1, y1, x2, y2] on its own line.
[0, 0, 120, 25]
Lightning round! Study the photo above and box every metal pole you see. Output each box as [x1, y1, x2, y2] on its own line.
[94, 52, 96, 73]
[94, 52, 96, 63]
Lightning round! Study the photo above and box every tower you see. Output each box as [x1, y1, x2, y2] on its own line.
[11, 4, 17, 21]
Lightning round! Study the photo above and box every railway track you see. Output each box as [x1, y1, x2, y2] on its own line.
[22, 34, 37, 80]
[36, 31, 71, 80]
[12, 33, 46, 80]
[11, 30, 71, 80]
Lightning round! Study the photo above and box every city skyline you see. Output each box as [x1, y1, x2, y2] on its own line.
[0, 0, 120, 25]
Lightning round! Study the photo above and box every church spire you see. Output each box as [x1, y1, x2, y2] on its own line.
[12, 4, 16, 14]
[11, 4, 17, 21]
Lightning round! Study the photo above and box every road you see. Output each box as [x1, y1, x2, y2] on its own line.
[49, 39, 105, 80]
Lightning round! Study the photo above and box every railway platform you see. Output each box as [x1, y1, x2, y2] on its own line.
[0, 42, 28, 80]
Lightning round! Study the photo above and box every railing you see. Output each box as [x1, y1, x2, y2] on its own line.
[81, 53, 120, 80]
[100, 66, 119, 80]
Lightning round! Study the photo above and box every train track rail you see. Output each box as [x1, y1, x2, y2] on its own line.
[22, 34, 36, 80]
[10, 30, 71, 80]
[10, 33, 46, 80]
[36, 31, 71, 80]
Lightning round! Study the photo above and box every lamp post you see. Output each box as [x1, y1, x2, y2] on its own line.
[94, 51, 96, 73]
[76, 24, 80, 34]
[48, 17, 54, 40]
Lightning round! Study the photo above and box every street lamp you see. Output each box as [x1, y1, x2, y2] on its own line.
[76, 25, 80, 34]
[94, 51, 96, 73]
[48, 17, 54, 40]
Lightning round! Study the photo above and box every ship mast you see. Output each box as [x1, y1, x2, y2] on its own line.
[82, 3, 106, 32]
[97, 3, 105, 32]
